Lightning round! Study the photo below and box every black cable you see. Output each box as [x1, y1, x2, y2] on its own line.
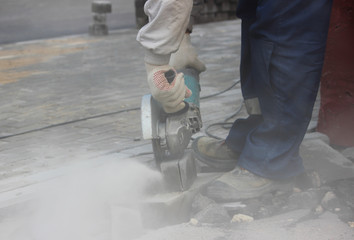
[200, 79, 240, 100]
[0, 79, 241, 140]
[0, 107, 140, 140]
[204, 101, 244, 140]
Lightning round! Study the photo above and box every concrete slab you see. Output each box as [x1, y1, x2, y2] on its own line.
[141, 173, 222, 228]
[300, 139, 354, 183]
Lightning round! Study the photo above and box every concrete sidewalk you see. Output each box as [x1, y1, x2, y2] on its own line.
[0, 20, 353, 240]
[0, 19, 242, 182]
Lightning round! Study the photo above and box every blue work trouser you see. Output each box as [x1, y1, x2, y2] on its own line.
[225, 0, 332, 180]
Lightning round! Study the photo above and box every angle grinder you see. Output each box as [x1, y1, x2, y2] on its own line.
[141, 68, 202, 191]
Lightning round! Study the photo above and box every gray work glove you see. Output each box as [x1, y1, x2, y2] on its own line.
[145, 63, 192, 113]
[169, 33, 206, 72]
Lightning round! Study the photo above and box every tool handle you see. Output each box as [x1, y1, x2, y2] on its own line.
[164, 69, 176, 84]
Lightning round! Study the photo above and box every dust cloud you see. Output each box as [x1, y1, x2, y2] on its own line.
[10, 159, 163, 240]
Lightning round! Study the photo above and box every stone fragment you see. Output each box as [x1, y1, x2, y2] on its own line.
[228, 210, 354, 240]
[294, 171, 322, 190]
[348, 222, 354, 228]
[231, 214, 254, 223]
[271, 193, 289, 208]
[232, 199, 262, 217]
[320, 190, 353, 221]
[262, 191, 274, 201]
[288, 189, 321, 210]
[300, 139, 354, 183]
[315, 205, 324, 214]
[256, 206, 274, 219]
[189, 218, 199, 226]
[342, 147, 354, 162]
[193, 203, 230, 224]
[337, 206, 354, 223]
[321, 191, 340, 211]
[335, 179, 354, 208]
[222, 202, 246, 214]
[141, 173, 221, 228]
[191, 193, 216, 214]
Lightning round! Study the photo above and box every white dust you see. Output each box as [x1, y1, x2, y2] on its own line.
[10, 159, 163, 240]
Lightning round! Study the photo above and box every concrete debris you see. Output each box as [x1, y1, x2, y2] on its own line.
[288, 189, 323, 210]
[342, 147, 354, 162]
[300, 139, 354, 183]
[321, 191, 341, 211]
[228, 210, 354, 240]
[335, 179, 354, 209]
[193, 203, 230, 224]
[191, 193, 216, 214]
[321, 190, 354, 222]
[222, 202, 247, 213]
[189, 218, 199, 226]
[315, 205, 324, 214]
[231, 214, 254, 223]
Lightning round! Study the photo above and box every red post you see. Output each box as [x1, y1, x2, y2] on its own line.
[318, 0, 354, 147]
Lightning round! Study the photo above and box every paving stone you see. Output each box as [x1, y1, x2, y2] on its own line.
[300, 139, 354, 183]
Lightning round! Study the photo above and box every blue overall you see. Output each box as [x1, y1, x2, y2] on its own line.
[225, 0, 332, 179]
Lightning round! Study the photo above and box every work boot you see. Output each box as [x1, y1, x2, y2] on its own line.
[205, 167, 294, 202]
[192, 136, 239, 172]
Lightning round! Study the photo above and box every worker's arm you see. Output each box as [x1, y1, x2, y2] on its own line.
[137, 0, 205, 113]
[136, 0, 193, 65]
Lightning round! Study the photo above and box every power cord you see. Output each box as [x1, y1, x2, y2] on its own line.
[0, 107, 140, 140]
[204, 100, 243, 140]
[0, 79, 241, 140]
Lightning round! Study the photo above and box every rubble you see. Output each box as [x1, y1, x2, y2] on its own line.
[300, 139, 354, 183]
[342, 147, 354, 162]
[193, 203, 230, 224]
[231, 214, 254, 223]
[182, 139, 354, 228]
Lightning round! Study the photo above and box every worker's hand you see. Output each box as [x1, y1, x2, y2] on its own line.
[145, 63, 192, 113]
[169, 33, 206, 73]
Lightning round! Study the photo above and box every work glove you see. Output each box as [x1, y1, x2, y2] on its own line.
[145, 63, 192, 113]
[169, 33, 206, 72]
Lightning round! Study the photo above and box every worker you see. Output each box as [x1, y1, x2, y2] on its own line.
[137, 0, 332, 201]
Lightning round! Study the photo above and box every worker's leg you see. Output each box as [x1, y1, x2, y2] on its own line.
[226, 0, 332, 180]
[196, 0, 332, 201]
[192, 1, 259, 171]
[226, 8, 261, 153]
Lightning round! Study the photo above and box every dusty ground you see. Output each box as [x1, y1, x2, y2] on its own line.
[0, 20, 353, 239]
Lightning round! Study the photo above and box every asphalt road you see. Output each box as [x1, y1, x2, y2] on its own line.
[0, 0, 136, 44]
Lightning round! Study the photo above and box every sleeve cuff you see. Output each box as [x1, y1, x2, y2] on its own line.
[144, 49, 171, 66]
